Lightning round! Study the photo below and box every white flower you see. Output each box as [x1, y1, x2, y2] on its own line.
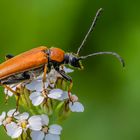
[6, 122, 22, 139]
[48, 89, 67, 100]
[0, 112, 6, 125]
[26, 79, 48, 91]
[31, 114, 62, 140]
[26, 68, 59, 91]
[29, 91, 45, 106]
[47, 89, 84, 112]
[28, 116, 42, 131]
[31, 124, 62, 140]
[29, 88, 68, 106]
[48, 89, 68, 101]
[40, 114, 49, 126]
[7, 109, 19, 117]
[2, 109, 19, 126]
[69, 94, 84, 112]
[28, 79, 49, 106]
[6, 112, 42, 139]
[69, 102, 84, 112]
[48, 124, 62, 135]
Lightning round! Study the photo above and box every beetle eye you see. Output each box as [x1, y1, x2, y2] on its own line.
[71, 57, 81, 68]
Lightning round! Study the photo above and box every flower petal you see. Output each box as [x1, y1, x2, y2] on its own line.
[6, 122, 22, 139]
[28, 116, 42, 131]
[57, 91, 69, 101]
[0, 112, 6, 125]
[49, 124, 62, 135]
[40, 114, 49, 126]
[48, 89, 63, 99]
[7, 109, 19, 117]
[69, 102, 84, 112]
[63, 66, 74, 73]
[14, 112, 29, 120]
[26, 80, 44, 91]
[31, 131, 45, 140]
[29, 92, 42, 99]
[45, 134, 60, 140]
[29, 92, 44, 106]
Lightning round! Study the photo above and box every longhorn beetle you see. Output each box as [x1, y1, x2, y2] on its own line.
[0, 8, 125, 106]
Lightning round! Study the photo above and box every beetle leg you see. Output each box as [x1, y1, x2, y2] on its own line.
[3, 85, 20, 114]
[5, 54, 14, 60]
[55, 68, 73, 100]
[3, 85, 18, 95]
[42, 64, 48, 90]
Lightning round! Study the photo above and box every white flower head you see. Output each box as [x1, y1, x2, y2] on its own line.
[6, 113, 42, 139]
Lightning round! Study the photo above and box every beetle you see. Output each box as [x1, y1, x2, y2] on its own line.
[0, 8, 125, 98]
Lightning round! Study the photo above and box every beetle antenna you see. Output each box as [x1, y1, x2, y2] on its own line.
[79, 52, 125, 67]
[76, 8, 103, 55]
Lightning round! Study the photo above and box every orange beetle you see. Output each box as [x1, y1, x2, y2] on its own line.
[0, 8, 124, 88]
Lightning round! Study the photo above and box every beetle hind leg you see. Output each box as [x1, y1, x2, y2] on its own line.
[3, 84, 20, 113]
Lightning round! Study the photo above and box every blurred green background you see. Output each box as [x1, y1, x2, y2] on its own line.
[0, 0, 140, 140]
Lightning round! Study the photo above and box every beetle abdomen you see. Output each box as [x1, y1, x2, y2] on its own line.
[0, 46, 48, 79]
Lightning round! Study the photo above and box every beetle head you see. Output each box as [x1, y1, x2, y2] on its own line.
[64, 53, 83, 69]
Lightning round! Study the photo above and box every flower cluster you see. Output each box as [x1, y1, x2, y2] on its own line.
[0, 67, 84, 140]
[0, 109, 62, 140]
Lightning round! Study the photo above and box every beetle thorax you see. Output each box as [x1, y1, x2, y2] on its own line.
[49, 47, 65, 63]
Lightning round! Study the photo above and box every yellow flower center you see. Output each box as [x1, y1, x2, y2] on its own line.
[21, 120, 28, 129]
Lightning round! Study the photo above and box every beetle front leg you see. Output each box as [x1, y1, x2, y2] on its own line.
[42, 64, 48, 90]
[55, 68, 73, 100]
